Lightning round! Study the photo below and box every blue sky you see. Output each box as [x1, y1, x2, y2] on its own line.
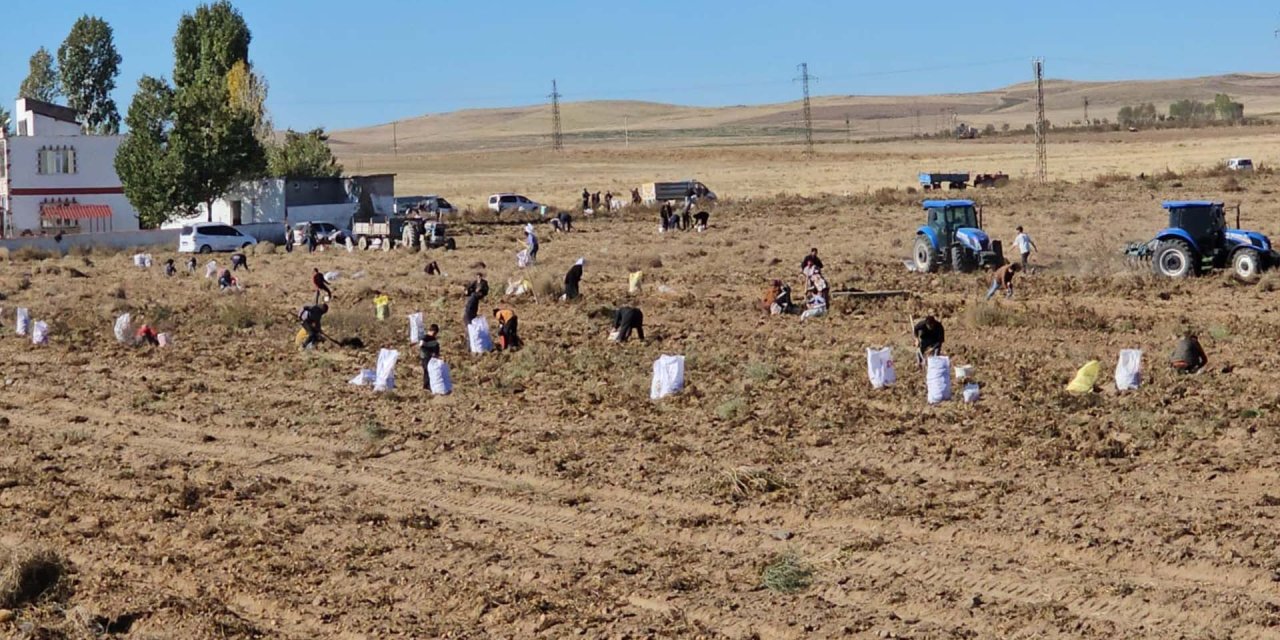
[2, 1, 1278, 131]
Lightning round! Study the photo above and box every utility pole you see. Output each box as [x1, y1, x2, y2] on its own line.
[1082, 96, 1089, 124]
[624, 115, 629, 149]
[549, 79, 563, 151]
[844, 113, 851, 144]
[392, 120, 398, 156]
[914, 109, 920, 137]
[1033, 58, 1047, 182]
[795, 63, 816, 155]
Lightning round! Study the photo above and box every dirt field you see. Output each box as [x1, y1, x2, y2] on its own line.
[4, 166, 1280, 638]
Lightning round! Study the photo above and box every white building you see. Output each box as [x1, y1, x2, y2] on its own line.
[0, 98, 138, 237]
[163, 174, 396, 229]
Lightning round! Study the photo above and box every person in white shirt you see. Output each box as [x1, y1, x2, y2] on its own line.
[1013, 226, 1037, 271]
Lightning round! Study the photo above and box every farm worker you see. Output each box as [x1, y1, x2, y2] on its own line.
[582, 188, 590, 211]
[463, 290, 481, 325]
[592, 191, 601, 210]
[631, 188, 642, 205]
[984, 263, 1021, 300]
[771, 280, 796, 315]
[659, 202, 673, 231]
[231, 252, 249, 271]
[524, 224, 539, 264]
[312, 268, 332, 303]
[218, 269, 238, 290]
[556, 211, 573, 232]
[424, 261, 441, 276]
[1013, 226, 1038, 271]
[304, 223, 316, 253]
[611, 306, 645, 342]
[800, 292, 827, 321]
[800, 248, 824, 273]
[185, 256, 197, 273]
[465, 273, 490, 300]
[163, 258, 176, 278]
[134, 323, 159, 347]
[419, 324, 441, 388]
[693, 211, 710, 232]
[805, 267, 830, 306]
[563, 258, 585, 300]
[284, 222, 294, 253]
[604, 192, 613, 211]
[299, 303, 328, 349]
[1170, 331, 1208, 374]
[681, 207, 692, 231]
[494, 308, 521, 350]
[914, 316, 945, 362]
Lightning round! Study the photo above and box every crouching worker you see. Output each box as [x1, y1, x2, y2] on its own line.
[1170, 331, 1208, 374]
[164, 258, 176, 278]
[800, 292, 827, 321]
[494, 308, 522, 350]
[419, 324, 441, 389]
[765, 280, 795, 315]
[985, 263, 1020, 300]
[914, 315, 945, 364]
[563, 258, 585, 301]
[693, 211, 710, 232]
[231, 252, 249, 271]
[218, 269, 239, 291]
[299, 303, 328, 350]
[135, 322, 160, 347]
[611, 306, 645, 342]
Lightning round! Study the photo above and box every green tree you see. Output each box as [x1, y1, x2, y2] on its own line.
[18, 47, 60, 102]
[115, 76, 178, 228]
[0, 105, 10, 135]
[169, 79, 267, 219]
[57, 16, 122, 134]
[173, 1, 250, 88]
[1214, 93, 1244, 121]
[226, 59, 271, 140]
[267, 129, 343, 178]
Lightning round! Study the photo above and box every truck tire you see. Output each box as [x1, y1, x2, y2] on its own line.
[1153, 240, 1196, 278]
[357, 236, 369, 250]
[913, 236, 939, 273]
[952, 246, 976, 273]
[1232, 248, 1261, 282]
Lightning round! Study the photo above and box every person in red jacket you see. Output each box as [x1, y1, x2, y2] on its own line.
[312, 268, 332, 303]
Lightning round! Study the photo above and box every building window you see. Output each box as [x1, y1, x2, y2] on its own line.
[37, 146, 76, 175]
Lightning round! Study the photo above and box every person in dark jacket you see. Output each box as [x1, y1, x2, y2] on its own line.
[659, 202, 673, 231]
[420, 324, 441, 388]
[563, 258, 585, 300]
[693, 211, 710, 232]
[1170, 331, 1208, 374]
[163, 258, 176, 278]
[914, 315, 945, 363]
[463, 291, 481, 325]
[299, 303, 328, 349]
[611, 306, 645, 342]
[465, 273, 489, 299]
[284, 223, 294, 253]
[231, 252, 249, 271]
[801, 248, 824, 273]
[582, 188, 590, 211]
[186, 256, 197, 273]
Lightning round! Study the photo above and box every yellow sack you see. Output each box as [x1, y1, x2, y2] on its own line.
[294, 327, 308, 346]
[628, 271, 643, 294]
[1066, 360, 1101, 394]
[374, 294, 390, 320]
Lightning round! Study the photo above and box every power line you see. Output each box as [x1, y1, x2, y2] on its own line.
[549, 79, 563, 151]
[795, 63, 816, 155]
[1033, 58, 1047, 183]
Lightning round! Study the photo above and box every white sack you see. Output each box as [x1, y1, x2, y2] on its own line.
[373, 349, 399, 392]
[408, 312, 425, 344]
[866, 347, 896, 389]
[114, 313, 132, 343]
[348, 369, 375, 386]
[926, 355, 952, 404]
[31, 321, 48, 345]
[650, 354, 686, 400]
[324, 270, 341, 282]
[204, 260, 218, 278]
[962, 383, 980, 403]
[15, 308, 30, 336]
[516, 249, 530, 268]
[133, 253, 152, 268]
[1115, 349, 1143, 392]
[467, 316, 493, 353]
[428, 358, 453, 396]
[157, 333, 171, 348]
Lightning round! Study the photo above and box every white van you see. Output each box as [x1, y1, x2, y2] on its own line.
[487, 193, 542, 213]
[1227, 158, 1254, 171]
[178, 222, 258, 253]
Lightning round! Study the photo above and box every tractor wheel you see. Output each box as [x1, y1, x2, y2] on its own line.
[951, 246, 976, 273]
[1232, 248, 1261, 282]
[357, 236, 369, 251]
[912, 236, 939, 273]
[1153, 240, 1196, 278]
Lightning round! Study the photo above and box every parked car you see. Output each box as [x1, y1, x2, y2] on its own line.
[178, 222, 258, 253]
[487, 193, 542, 213]
[1227, 158, 1254, 171]
[292, 221, 349, 246]
[395, 195, 457, 216]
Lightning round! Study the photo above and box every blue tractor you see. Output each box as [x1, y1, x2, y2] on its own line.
[1134, 201, 1278, 280]
[912, 199, 1004, 273]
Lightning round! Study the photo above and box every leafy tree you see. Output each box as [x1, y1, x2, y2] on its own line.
[173, 1, 250, 88]
[267, 129, 343, 178]
[169, 79, 266, 219]
[18, 47, 60, 102]
[1214, 93, 1244, 121]
[226, 60, 271, 140]
[0, 106, 10, 135]
[115, 76, 177, 228]
[57, 16, 122, 134]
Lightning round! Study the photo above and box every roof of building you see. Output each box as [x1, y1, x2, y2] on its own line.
[1162, 201, 1221, 209]
[922, 199, 975, 208]
[18, 98, 79, 125]
[40, 203, 112, 220]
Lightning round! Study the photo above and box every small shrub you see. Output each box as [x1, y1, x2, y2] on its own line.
[965, 303, 1024, 328]
[721, 466, 786, 499]
[744, 361, 773, 382]
[761, 552, 814, 594]
[647, 256, 663, 269]
[12, 246, 53, 261]
[0, 546, 68, 608]
[216, 302, 271, 329]
[1091, 172, 1131, 188]
[870, 187, 900, 206]
[716, 397, 747, 421]
[533, 272, 564, 299]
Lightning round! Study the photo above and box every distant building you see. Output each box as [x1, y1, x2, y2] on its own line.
[0, 98, 139, 237]
[163, 174, 396, 229]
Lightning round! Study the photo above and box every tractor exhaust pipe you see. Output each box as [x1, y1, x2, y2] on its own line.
[1235, 204, 1241, 230]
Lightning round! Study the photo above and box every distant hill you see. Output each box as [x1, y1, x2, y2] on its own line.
[331, 73, 1280, 154]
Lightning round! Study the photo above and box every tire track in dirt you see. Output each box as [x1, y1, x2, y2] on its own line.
[29, 394, 1277, 637]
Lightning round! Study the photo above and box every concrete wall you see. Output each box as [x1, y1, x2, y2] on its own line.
[0, 228, 179, 252]
[168, 180, 287, 228]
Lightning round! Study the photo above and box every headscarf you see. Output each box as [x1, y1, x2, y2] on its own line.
[574, 258, 585, 267]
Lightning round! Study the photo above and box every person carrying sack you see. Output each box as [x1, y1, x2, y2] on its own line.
[913, 315, 945, 364]
[419, 324, 441, 389]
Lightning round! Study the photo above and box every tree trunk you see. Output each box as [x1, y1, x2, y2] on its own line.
[206, 199, 213, 223]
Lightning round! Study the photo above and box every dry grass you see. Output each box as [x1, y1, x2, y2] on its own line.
[720, 466, 786, 500]
[0, 546, 68, 608]
[761, 551, 814, 594]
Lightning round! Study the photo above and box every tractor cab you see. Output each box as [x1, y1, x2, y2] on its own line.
[1149, 200, 1275, 279]
[912, 199, 1004, 273]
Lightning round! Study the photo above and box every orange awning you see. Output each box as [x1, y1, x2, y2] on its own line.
[40, 203, 112, 221]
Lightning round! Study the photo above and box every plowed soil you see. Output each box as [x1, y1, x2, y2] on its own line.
[4, 173, 1280, 639]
